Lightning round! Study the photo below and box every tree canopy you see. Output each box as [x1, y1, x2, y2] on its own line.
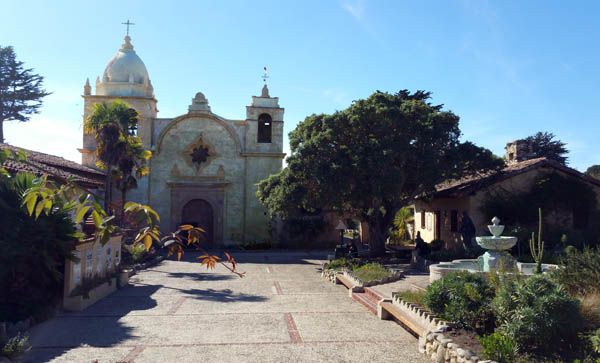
[0, 46, 51, 143]
[257, 90, 504, 255]
[84, 100, 150, 214]
[525, 131, 569, 165]
[585, 165, 600, 180]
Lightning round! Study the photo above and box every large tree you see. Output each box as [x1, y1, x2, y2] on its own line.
[84, 100, 150, 214]
[0, 46, 51, 143]
[258, 90, 503, 256]
[585, 165, 600, 180]
[525, 131, 569, 165]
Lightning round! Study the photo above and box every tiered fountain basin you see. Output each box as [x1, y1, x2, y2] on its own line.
[428, 217, 557, 282]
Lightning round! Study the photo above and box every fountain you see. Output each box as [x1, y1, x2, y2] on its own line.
[475, 216, 517, 272]
[428, 216, 557, 282]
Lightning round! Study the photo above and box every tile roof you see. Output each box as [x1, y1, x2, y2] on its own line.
[433, 157, 600, 198]
[0, 143, 105, 188]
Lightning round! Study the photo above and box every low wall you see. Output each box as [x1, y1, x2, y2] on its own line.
[389, 296, 497, 363]
[63, 235, 122, 311]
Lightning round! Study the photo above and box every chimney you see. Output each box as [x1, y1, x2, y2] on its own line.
[505, 139, 533, 165]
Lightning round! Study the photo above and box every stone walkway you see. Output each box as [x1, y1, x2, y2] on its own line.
[24, 251, 426, 363]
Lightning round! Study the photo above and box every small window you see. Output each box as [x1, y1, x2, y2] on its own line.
[421, 211, 426, 229]
[450, 210, 458, 232]
[258, 113, 272, 143]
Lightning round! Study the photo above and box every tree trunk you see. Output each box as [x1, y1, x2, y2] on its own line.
[104, 164, 113, 214]
[366, 216, 392, 257]
[120, 187, 127, 227]
[368, 227, 387, 257]
[0, 121, 4, 143]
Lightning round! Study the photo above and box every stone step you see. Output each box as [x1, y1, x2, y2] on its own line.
[363, 287, 384, 301]
[352, 291, 379, 314]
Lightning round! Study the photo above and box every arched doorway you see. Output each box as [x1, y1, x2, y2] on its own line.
[181, 199, 214, 248]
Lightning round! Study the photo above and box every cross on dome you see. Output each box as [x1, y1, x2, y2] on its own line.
[122, 19, 135, 36]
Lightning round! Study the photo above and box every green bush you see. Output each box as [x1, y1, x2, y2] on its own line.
[423, 271, 495, 333]
[428, 239, 444, 251]
[1, 332, 30, 360]
[479, 332, 517, 363]
[550, 246, 600, 296]
[352, 263, 391, 282]
[0, 173, 77, 322]
[123, 243, 148, 264]
[492, 274, 583, 354]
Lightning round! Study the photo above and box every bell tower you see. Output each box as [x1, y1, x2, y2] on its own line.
[244, 83, 284, 154]
[79, 34, 157, 169]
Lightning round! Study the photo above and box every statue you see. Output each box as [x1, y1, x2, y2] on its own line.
[459, 211, 476, 250]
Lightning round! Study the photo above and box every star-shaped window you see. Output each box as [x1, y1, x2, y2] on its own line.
[190, 146, 210, 166]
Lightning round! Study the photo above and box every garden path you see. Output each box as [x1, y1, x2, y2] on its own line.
[23, 251, 425, 363]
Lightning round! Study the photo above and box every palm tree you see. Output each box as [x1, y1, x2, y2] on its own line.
[84, 100, 150, 217]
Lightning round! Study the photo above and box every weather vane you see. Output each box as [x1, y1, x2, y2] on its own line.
[122, 19, 135, 36]
[262, 66, 269, 83]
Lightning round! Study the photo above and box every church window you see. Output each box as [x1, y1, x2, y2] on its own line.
[258, 113, 272, 143]
[190, 146, 210, 166]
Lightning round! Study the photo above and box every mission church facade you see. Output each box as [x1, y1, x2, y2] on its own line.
[79, 35, 285, 247]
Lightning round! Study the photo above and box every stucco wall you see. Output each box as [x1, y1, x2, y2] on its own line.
[243, 156, 283, 242]
[150, 115, 245, 243]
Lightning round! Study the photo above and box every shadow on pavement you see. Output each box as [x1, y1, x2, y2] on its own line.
[23, 284, 161, 363]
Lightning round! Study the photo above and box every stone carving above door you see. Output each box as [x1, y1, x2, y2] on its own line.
[182, 133, 219, 171]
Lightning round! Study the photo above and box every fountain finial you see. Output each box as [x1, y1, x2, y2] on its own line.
[488, 216, 504, 237]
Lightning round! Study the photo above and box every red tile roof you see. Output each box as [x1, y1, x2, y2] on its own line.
[0, 143, 105, 188]
[433, 157, 600, 198]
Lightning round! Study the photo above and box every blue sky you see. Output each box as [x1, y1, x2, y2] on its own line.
[1, 0, 599, 171]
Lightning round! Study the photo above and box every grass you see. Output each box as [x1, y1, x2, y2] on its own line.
[395, 289, 425, 306]
[352, 263, 392, 282]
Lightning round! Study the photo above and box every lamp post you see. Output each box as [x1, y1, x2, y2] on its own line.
[334, 220, 348, 247]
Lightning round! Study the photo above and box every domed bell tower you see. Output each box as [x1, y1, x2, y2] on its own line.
[79, 34, 157, 169]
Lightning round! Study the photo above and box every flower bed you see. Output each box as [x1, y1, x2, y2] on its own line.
[343, 264, 403, 287]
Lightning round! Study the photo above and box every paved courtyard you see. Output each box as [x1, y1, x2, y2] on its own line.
[24, 251, 425, 363]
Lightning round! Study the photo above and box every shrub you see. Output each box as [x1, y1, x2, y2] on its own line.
[324, 258, 357, 271]
[0, 173, 77, 322]
[423, 271, 495, 333]
[123, 243, 148, 264]
[395, 289, 425, 306]
[550, 246, 600, 296]
[580, 293, 600, 330]
[2, 332, 30, 360]
[479, 332, 517, 363]
[352, 263, 391, 282]
[428, 239, 444, 251]
[492, 274, 583, 354]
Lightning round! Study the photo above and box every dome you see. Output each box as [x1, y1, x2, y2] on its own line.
[103, 36, 149, 85]
[96, 36, 153, 98]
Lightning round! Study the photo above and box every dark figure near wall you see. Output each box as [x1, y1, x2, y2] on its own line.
[459, 211, 476, 250]
[414, 231, 430, 256]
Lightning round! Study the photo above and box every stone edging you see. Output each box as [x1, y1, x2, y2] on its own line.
[391, 296, 496, 363]
[321, 267, 338, 283]
[420, 330, 495, 363]
[342, 267, 403, 287]
[391, 294, 446, 333]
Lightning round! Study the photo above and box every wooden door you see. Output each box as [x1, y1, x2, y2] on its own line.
[181, 199, 214, 248]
